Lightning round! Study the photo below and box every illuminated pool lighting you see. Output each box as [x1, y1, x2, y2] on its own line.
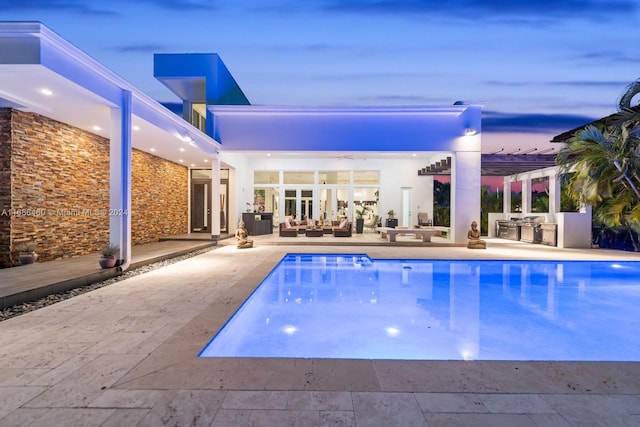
[200, 255, 640, 361]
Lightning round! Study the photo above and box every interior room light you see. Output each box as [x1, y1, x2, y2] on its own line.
[183, 134, 193, 142]
[464, 128, 477, 136]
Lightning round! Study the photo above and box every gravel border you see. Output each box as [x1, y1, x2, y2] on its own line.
[0, 246, 215, 322]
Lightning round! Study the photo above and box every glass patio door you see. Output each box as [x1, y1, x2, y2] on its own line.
[284, 188, 314, 220]
[300, 189, 313, 220]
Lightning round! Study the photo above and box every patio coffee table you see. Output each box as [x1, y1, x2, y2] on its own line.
[305, 228, 323, 237]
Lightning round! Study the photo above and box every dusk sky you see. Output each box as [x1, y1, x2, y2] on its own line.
[3, 0, 639, 150]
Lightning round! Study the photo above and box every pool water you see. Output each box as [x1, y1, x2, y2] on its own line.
[199, 254, 640, 361]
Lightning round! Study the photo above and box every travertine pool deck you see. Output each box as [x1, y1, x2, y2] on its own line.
[0, 233, 638, 426]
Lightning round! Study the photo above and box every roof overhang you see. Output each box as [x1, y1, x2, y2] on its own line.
[0, 22, 220, 168]
[550, 105, 640, 143]
[154, 53, 250, 105]
[418, 154, 557, 177]
[209, 104, 483, 152]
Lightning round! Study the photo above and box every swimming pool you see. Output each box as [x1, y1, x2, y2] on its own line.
[199, 254, 640, 361]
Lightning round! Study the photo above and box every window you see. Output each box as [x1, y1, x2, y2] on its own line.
[283, 172, 314, 184]
[318, 171, 349, 184]
[254, 171, 279, 184]
[354, 171, 379, 185]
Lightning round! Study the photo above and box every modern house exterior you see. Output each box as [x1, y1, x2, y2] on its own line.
[0, 21, 487, 268]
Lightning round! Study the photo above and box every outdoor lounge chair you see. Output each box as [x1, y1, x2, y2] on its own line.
[417, 212, 432, 226]
[364, 215, 380, 232]
[332, 221, 352, 237]
[279, 222, 298, 237]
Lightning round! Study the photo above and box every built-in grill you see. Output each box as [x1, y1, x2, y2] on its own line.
[520, 216, 545, 243]
[540, 223, 558, 246]
[496, 218, 521, 241]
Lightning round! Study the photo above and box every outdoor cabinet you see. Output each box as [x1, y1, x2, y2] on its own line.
[385, 218, 398, 228]
[242, 212, 273, 236]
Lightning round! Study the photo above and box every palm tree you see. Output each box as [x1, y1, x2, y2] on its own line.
[555, 87, 640, 250]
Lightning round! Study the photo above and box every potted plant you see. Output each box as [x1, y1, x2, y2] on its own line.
[386, 209, 398, 228]
[15, 242, 38, 265]
[99, 243, 119, 269]
[354, 205, 371, 234]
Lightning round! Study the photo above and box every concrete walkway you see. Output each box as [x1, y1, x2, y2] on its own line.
[0, 233, 638, 426]
[0, 239, 218, 310]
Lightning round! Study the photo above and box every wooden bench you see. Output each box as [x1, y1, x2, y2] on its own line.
[377, 227, 433, 242]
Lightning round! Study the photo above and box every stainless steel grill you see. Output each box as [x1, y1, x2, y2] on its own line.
[520, 216, 545, 243]
[496, 218, 521, 241]
[540, 223, 558, 246]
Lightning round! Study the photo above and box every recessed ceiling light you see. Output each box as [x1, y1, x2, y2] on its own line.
[40, 88, 53, 96]
[267, 153, 271, 157]
[150, 148, 156, 152]
[179, 148, 185, 152]
[204, 159, 208, 163]
[191, 163, 195, 167]
[179, 159, 184, 162]
[412, 153, 416, 157]
[93, 126, 101, 131]
[133, 125, 140, 131]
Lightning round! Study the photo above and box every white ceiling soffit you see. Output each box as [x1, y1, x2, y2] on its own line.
[0, 22, 219, 169]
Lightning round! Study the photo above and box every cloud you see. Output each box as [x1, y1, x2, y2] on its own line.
[315, 0, 637, 20]
[1, 0, 215, 13]
[1, 0, 114, 15]
[113, 43, 171, 53]
[129, 0, 216, 11]
[482, 110, 597, 133]
[485, 80, 630, 89]
[574, 51, 640, 64]
[356, 95, 435, 103]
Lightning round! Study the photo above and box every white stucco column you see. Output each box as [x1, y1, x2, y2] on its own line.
[503, 177, 512, 215]
[549, 172, 560, 221]
[522, 179, 531, 214]
[211, 155, 221, 238]
[109, 89, 132, 270]
[451, 150, 481, 244]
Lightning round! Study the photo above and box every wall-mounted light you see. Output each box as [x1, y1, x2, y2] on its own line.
[464, 128, 477, 136]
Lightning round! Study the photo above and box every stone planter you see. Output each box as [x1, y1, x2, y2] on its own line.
[18, 253, 38, 265]
[99, 256, 117, 269]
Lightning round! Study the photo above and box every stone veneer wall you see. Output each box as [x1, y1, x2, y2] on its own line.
[131, 150, 188, 244]
[0, 109, 12, 267]
[0, 109, 188, 267]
